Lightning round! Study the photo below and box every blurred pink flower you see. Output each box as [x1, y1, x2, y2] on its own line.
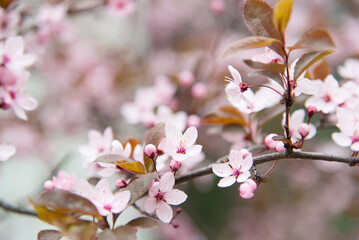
[225, 65, 251, 109]
[144, 172, 187, 223]
[50, 171, 77, 191]
[239, 179, 257, 199]
[252, 47, 283, 64]
[212, 149, 253, 187]
[282, 109, 316, 142]
[0, 143, 15, 161]
[107, 0, 135, 18]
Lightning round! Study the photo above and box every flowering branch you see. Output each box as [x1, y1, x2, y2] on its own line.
[175, 151, 359, 185]
[0, 200, 36, 217]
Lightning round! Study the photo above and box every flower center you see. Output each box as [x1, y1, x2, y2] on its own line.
[233, 168, 242, 178]
[323, 94, 331, 103]
[103, 204, 112, 211]
[240, 83, 249, 92]
[177, 141, 186, 154]
[155, 192, 165, 202]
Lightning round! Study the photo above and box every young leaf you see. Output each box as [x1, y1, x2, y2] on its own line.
[115, 159, 147, 174]
[273, 0, 294, 35]
[248, 70, 283, 83]
[201, 105, 248, 126]
[0, 0, 14, 9]
[288, 28, 336, 51]
[113, 226, 137, 240]
[219, 36, 282, 60]
[126, 217, 159, 229]
[125, 171, 159, 205]
[30, 189, 102, 219]
[243, 59, 285, 73]
[312, 60, 331, 80]
[37, 230, 62, 240]
[294, 49, 335, 80]
[243, 0, 281, 40]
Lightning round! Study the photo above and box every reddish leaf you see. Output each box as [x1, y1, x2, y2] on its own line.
[0, 0, 14, 9]
[273, 0, 294, 35]
[219, 36, 282, 60]
[125, 172, 159, 205]
[294, 49, 335, 80]
[243, 0, 281, 40]
[95, 154, 132, 163]
[288, 28, 336, 51]
[312, 60, 331, 80]
[248, 70, 283, 83]
[201, 105, 248, 126]
[126, 217, 159, 229]
[116, 160, 147, 174]
[37, 230, 62, 240]
[243, 59, 285, 73]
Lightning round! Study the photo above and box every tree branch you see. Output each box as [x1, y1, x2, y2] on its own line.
[175, 151, 359, 185]
[0, 200, 36, 217]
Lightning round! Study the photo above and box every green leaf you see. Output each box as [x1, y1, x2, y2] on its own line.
[243, 59, 285, 73]
[273, 0, 294, 35]
[218, 36, 282, 60]
[125, 172, 159, 205]
[37, 230, 62, 240]
[243, 0, 281, 40]
[288, 28, 336, 51]
[126, 217, 159, 229]
[294, 49, 335, 80]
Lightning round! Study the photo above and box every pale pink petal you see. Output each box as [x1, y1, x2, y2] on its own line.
[165, 125, 182, 144]
[156, 201, 173, 223]
[172, 152, 188, 161]
[236, 171, 251, 183]
[159, 172, 175, 192]
[306, 123, 317, 139]
[212, 163, 233, 177]
[17, 94, 38, 111]
[218, 176, 236, 187]
[337, 108, 356, 136]
[13, 55, 36, 68]
[144, 197, 157, 213]
[94, 179, 113, 204]
[295, 78, 318, 95]
[241, 154, 253, 172]
[165, 189, 187, 205]
[228, 65, 242, 84]
[186, 145, 202, 157]
[290, 109, 305, 129]
[228, 150, 242, 170]
[225, 83, 242, 107]
[351, 142, 359, 151]
[75, 180, 93, 199]
[0, 144, 15, 161]
[111, 190, 130, 213]
[149, 182, 159, 197]
[182, 126, 198, 148]
[331, 132, 352, 147]
[12, 103, 27, 120]
[5, 36, 23, 57]
[305, 97, 325, 112]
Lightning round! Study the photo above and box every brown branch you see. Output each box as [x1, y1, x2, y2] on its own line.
[175, 151, 359, 185]
[0, 200, 36, 217]
[67, 1, 107, 15]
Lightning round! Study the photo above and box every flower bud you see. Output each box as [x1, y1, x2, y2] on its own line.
[144, 144, 157, 159]
[264, 133, 278, 149]
[298, 123, 310, 139]
[44, 180, 54, 190]
[115, 179, 128, 189]
[191, 82, 208, 99]
[307, 105, 317, 118]
[210, 0, 225, 15]
[239, 179, 257, 199]
[178, 70, 195, 87]
[170, 159, 181, 172]
[239, 149, 250, 159]
[275, 142, 285, 152]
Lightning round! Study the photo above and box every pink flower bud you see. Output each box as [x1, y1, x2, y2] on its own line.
[264, 133, 278, 149]
[144, 144, 157, 159]
[275, 142, 285, 152]
[239, 149, 250, 159]
[170, 159, 181, 171]
[44, 180, 54, 190]
[298, 123, 310, 138]
[187, 114, 201, 128]
[307, 105, 317, 118]
[239, 179, 257, 199]
[178, 70, 195, 87]
[210, 0, 225, 15]
[191, 82, 208, 99]
[115, 179, 128, 189]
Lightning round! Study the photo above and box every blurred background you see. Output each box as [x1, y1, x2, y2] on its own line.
[1, 0, 359, 239]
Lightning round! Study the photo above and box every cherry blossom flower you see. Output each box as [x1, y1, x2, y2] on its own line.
[252, 47, 283, 64]
[0, 9, 20, 39]
[212, 149, 253, 187]
[239, 179, 257, 199]
[144, 172, 187, 223]
[332, 107, 359, 151]
[163, 125, 202, 161]
[154, 105, 187, 131]
[0, 143, 15, 161]
[78, 127, 114, 162]
[44, 171, 77, 191]
[338, 58, 359, 82]
[76, 178, 130, 217]
[0, 36, 36, 72]
[225, 65, 251, 108]
[107, 0, 136, 18]
[264, 133, 285, 152]
[304, 75, 349, 114]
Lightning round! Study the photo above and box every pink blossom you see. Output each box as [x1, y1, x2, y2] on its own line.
[144, 172, 187, 223]
[144, 144, 157, 158]
[187, 114, 201, 128]
[0, 9, 20, 39]
[252, 47, 283, 64]
[76, 178, 130, 216]
[0, 143, 15, 161]
[298, 123, 310, 138]
[338, 58, 359, 82]
[169, 159, 181, 172]
[332, 107, 359, 151]
[107, 0, 136, 18]
[191, 82, 208, 99]
[210, 0, 226, 15]
[178, 70, 195, 86]
[225, 65, 250, 108]
[239, 179, 257, 199]
[163, 125, 202, 161]
[52, 171, 77, 191]
[282, 109, 316, 141]
[212, 149, 253, 187]
[304, 75, 349, 114]
[154, 105, 187, 131]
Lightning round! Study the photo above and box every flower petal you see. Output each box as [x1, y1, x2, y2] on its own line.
[182, 126, 198, 148]
[159, 172, 175, 193]
[241, 153, 253, 172]
[212, 163, 232, 177]
[228, 65, 242, 84]
[186, 144, 202, 157]
[111, 190, 130, 214]
[165, 189, 187, 205]
[144, 197, 157, 213]
[218, 176, 236, 187]
[156, 201, 173, 223]
[236, 171, 251, 183]
[332, 132, 352, 147]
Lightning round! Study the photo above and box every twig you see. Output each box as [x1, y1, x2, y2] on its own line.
[0, 200, 36, 217]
